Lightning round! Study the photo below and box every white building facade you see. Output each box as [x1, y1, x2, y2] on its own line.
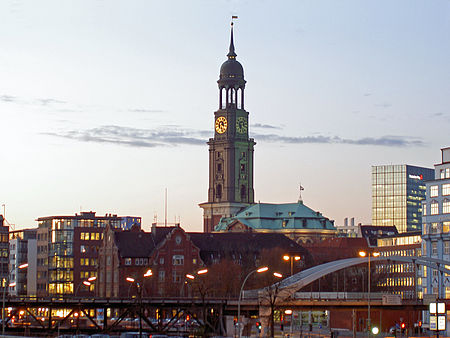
[421, 147, 450, 334]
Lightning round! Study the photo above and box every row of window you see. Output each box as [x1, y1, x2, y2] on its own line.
[423, 200, 450, 215]
[440, 168, 450, 179]
[80, 245, 99, 253]
[80, 258, 97, 266]
[378, 276, 414, 287]
[423, 222, 450, 235]
[80, 232, 103, 241]
[80, 271, 97, 279]
[430, 184, 450, 197]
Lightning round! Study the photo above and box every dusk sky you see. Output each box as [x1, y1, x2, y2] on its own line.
[1, 0, 449, 232]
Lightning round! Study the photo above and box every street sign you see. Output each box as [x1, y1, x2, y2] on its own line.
[438, 316, 446, 331]
[430, 316, 437, 330]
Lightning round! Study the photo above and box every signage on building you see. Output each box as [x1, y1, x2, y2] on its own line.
[430, 303, 446, 332]
[409, 174, 423, 180]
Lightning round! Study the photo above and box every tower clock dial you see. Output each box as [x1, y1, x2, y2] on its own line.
[236, 117, 248, 133]
[215, 116, 228, 134]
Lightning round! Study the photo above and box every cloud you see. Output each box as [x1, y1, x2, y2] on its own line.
[252, 133, 424, 147]
[44, 125, 424, 149]
[44, 125, 206, 148]
[374, 102, 392, 109]
[0, 95, 18, 103]
[0, 93, 66, 106]
[129, 109, 165, 113]
[363, 93, 372, 97]
[251, 123, 282, 130]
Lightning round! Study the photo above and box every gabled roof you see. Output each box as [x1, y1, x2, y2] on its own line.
[215, 202, 335, 231]
[114, 226, 176, 258]
[188, 232, 310, 265]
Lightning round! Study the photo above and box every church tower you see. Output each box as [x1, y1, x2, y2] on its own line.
[200, 22, 255, 233]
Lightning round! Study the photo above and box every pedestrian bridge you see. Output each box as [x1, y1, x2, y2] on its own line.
[244, 255, 450, 301]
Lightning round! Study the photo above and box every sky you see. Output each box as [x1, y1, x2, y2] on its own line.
[0, 0, 449, 232]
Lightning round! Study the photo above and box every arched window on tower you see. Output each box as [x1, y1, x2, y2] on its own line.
[237, 88, 242, 109]
[221, 88, 226, 109]
[216, 184, 222, 199]
[240, 185, 246, 200]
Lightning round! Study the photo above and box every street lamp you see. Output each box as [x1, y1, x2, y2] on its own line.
[2, 263, 28, 335]
[237, 266, 268, 338]
[183, 269, 208, 297]
[126, 269, 153, 338]
[359, 251, 380, 336]
[75, 276, 97, 297]
[283, 255, 301, 276]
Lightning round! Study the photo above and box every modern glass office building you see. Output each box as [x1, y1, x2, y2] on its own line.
[36, 211, 141, 297]
[372, 164, 434, 233]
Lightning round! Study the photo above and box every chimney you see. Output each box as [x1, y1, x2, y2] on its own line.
[344, 218, 348, 227]
[351, 217, 355, 227]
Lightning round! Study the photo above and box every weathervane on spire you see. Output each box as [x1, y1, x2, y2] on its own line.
[298, 183, 305, 203]
[231, 15, 238, 26]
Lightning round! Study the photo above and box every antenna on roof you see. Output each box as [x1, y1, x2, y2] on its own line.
[298, 183, 304, 204]
[164, 188, 167, 227]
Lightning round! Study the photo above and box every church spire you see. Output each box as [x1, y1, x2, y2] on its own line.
[227, 21, 237, 59]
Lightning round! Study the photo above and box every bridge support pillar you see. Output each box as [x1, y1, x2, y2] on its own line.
[259, 305, 270, 337]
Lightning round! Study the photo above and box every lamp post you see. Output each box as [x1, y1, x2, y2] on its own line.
[126, 269, 152, 338]
[75, 276, 97, 297]
[283, 255, 301, 276]
[359, 251, 379, 336]
[237, 266, 268, 338]
[2, 263, 28, 335]
[183, 268, 208, 297]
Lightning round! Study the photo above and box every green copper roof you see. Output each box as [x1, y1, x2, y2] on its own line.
[214, 201, 336, 231]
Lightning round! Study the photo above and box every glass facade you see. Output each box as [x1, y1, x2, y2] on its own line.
[372, 164, 434, 233]
[37, 212, 141, 296]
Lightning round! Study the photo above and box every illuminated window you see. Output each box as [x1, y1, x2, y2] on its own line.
[443, 184, 450, 196]
[431, 185, 439, 197]
[445, 241, 450, 255]
[125, 258, 131, 266]
[431, 202, 439, 215]
[423, 204, 427, 216]
[443, 201, 450, 214]
[444, 222, 450, 233]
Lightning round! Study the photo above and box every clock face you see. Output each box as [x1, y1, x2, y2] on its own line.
[215, 116, 228, 134]
[236, 117, 248, 133]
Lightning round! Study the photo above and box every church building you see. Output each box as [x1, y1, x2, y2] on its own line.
[200, 22, 336, 241]
[199, 22, 255, 233]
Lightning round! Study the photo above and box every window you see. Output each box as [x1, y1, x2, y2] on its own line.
[107, 256, 111, 266]
[135, 258, 140, 265]
[423, 204, 427, 216]
[240, 164, 245, 172]
[159, 257, 164, 265]
[444, 241, 450, 255]
[443, 184, 450, 196]
[431, 202, 439, 215]
[431, 185, 439, 197]
[432, 242, 438, 256]
[172, 271, 181, 283]
[193, 258, 197, 265]
[444, 222, 450, 233]
[159, 270, 165, 282]
[80, 233, 85, 240]
[125, 258, 131, 266]
[444, 201, 450, 214]
[441, 170, 446, 179]
[217, 163, 222, 172]
[172, 255, 184, 266]
[80, 245, 87, 253]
